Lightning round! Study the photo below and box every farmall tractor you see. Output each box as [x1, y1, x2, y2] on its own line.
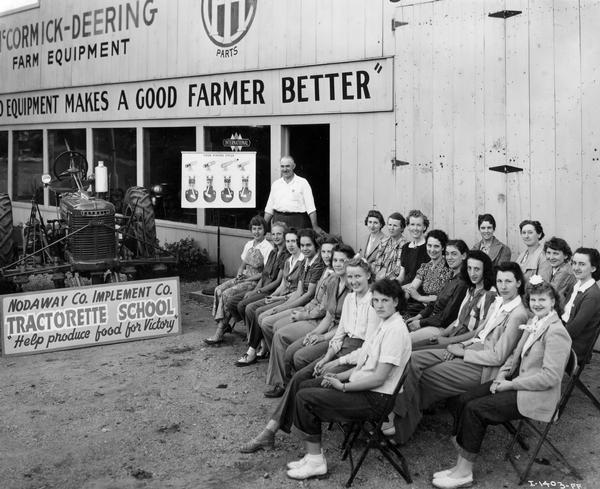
[0, 149, 176, 290]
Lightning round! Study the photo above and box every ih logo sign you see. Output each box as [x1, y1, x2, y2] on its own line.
[202, 0, 257, 47]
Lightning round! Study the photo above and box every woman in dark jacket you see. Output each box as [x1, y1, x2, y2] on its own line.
[471, 214, 511, 268]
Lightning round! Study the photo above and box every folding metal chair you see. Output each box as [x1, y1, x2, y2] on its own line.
[573, 324, 600, 412]
[334, 363, 412, 487]
[505, 349, 583, 484]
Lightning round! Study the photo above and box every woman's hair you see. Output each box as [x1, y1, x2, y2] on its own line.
[496, 261, 526, 296]
[388, 212, 406, 229]
[285, 227, 299, 239]
[426, 229, 449, 251]
[332, 243, 355, 259]
[446, 239, 469, 255]
[525, 280, 562, 317]
[461, 250, 495, 290]
[297, 228, 320, 249]
[406, 209, 430, 230]
[371, 279, 406, 312]
[543, 237, 573, 261]
[271, 221, 288, 234]
[321, 234, 341, 246]
[344, 257, 373, 281]
[477, 213, 496, 230]
[364, 209, 385, 227]
[519, 219, 545, 240]
[573, 247, 600, 281]
[249, 215, 267, 231]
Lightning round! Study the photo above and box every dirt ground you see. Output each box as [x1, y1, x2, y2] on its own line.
[0, 278, 598, 489]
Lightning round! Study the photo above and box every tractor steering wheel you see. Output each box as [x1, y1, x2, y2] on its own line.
[53, 151, 89, 181]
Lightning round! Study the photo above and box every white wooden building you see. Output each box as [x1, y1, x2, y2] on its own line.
[0, 0, 598, 274]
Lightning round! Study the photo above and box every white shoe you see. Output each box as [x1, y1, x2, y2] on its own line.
[287, 449, 324, 469]
[286, 456, 327, 480]
[432, 472, 473, 489]
[287, 454, 308, 470]
[433, 469, 454, 479]
[381, 420, 396, 437]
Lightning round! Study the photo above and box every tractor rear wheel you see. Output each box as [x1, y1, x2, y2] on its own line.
[0, 193, 17, 293]
[123, 186, 157, 258]
[0, 193, 15, 267]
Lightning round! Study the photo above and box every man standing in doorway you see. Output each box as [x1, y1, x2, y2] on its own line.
[264, 156, 323, 233]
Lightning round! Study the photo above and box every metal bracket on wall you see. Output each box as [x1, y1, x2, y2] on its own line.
[489, 165, 523, 174]
[391, 19, 409, 31]
[488, 10, 522, 19]
[392, 159, 410, 169]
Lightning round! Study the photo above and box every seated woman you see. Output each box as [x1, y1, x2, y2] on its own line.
[403, 229, 453, 317]
[392, 262, 528, 444]
[239, 257, 379, 454]
[538, 237, 576, 308]
[371, 212, 406, 281]
[203, 215, 273, 344]
[432, 278, 571, 489]
[471, 213, 511, 267]
[406, 240, 470, 344]
[257, 229, 325, 347]
[237, 229, 305, 362]
[256, 235, 338, 359]
[397, 209, 430, 285]
[295, 257, 380, 376]
[264, 243, 355, 398]
[414, 250, 497, 350]
[517, 219, 547, 281]
[234, 222, 290, 329]
[284, 279, 412, 480]
[361, 209, 387, 266]
[562, 247, 600, 363]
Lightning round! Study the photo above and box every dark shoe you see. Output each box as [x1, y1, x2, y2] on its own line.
[203, 323, 226, 345]
[256, 350, 270, 360]
[203, 336, 223, 345]
[264, 385, 285, 398]
[239, 429, 275, 453]
[235, 353, 257, 367]
[223, 321, 234, 334]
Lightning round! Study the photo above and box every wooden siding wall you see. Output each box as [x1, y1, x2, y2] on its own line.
[393, 0, 600, 256]
[1, 0, 388, 93]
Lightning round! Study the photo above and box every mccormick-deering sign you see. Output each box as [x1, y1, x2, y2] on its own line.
[0, 0, 158, 70]
[1, 277, 181, 356]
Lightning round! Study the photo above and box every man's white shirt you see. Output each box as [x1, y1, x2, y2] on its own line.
[264, 175, 317, 215]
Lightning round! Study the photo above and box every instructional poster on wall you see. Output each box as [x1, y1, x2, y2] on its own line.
[181, 152, 256, 209]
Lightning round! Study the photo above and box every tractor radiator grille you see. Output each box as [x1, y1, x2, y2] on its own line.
[69, 215, 116, 260]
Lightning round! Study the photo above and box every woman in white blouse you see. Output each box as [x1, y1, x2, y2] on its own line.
[239, 258, 379, 454]
[285, 279, 411, 480]
[516, 219, 547, 281]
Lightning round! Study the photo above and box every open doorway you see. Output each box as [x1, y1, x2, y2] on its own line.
[283, 124, 330, 232]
